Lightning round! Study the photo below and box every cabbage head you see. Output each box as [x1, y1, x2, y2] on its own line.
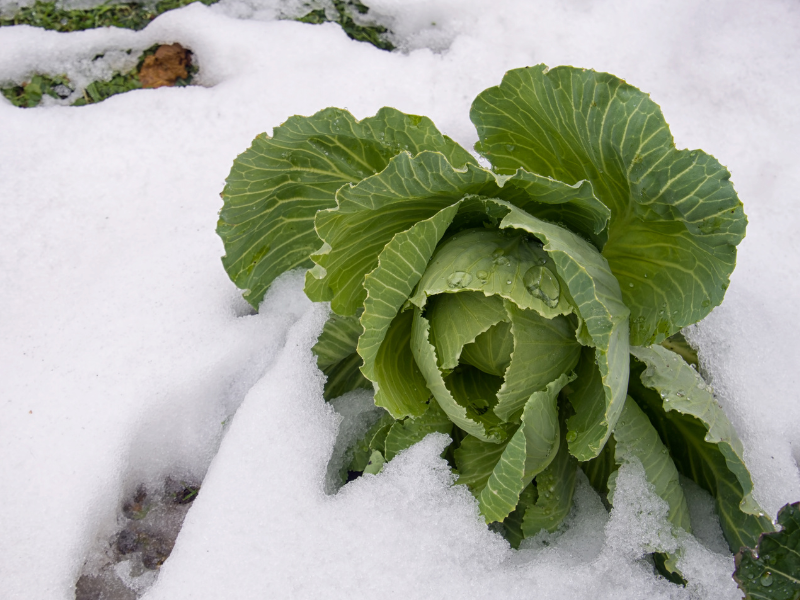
[217, 65, 772, 566]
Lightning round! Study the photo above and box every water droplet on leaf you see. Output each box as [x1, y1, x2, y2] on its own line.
[565, 431, 577, 443]
[446, 271, 473, 289]
[760, 572, 773, 587]
[476, 270, 489, 282]
[523, 266, 560, 308]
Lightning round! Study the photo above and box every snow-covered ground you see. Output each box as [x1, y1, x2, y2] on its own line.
[1, 1, 799, 598]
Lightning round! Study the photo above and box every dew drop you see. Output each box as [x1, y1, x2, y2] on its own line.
[628, 282, 634, 288]
[446, 271, 473, 289]
[565, 431, 577, 443]
[676, 390, 685, 398]
[494, 256, 511, 267]
[506, 280, 512, 285]
[476, 270, 489, 282]
[491, 248, 504, 259]
[505, 144, 516, 152]
[523, 266, 560, 308]
[760, 572, 773, 587]
[644, 273, 648, 278]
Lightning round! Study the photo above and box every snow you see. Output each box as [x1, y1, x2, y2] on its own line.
[0, 0, 798, 598]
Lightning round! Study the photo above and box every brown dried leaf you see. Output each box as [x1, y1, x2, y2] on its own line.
[139, 43, 191, 89]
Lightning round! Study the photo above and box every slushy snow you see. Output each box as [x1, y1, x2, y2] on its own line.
[1, 0, 799, 598]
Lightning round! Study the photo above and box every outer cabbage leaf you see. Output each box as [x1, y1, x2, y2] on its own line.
[358, 202, 460, 380]
[503, 483, 537, 549]
[491, 170, 610, 247]
[472, 65, 746, 345]
[313, 312, 371, 399]
[364, 450, 385, 475]
[629, 344, 773, 551]
[609, 396, 691, 533]
[348, 412, 394, 473]
[454, 434, 512, 494]
[660, 331, 699, 368]
[309, 152, 497, 315]
[580, 435, 616, 497]
[734, 502, 800, 600]
[384, 401, 453, 461]
[321, 353, 372, 401]
[373, 309, 430, 419]
[219, 107, 475, 307]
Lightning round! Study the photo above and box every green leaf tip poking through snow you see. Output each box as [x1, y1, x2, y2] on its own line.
[471, 64, 746, 345]
[629, 344, 773, 551]
[734, 502, 800, 600]
[219, 106, 475, 309]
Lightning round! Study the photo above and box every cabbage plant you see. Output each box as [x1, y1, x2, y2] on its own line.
[218, 65, 772, 575]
